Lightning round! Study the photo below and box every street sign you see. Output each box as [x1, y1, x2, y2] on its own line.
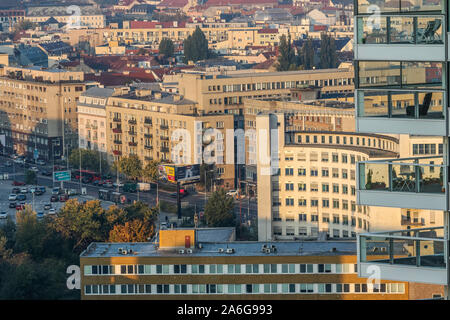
[33, 149, 39, 160]
[53, 170, 71, 182]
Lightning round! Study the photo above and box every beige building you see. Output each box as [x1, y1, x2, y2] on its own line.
[0, 66, 85, 161]
[78, 87, 114, 163]
[168, 67, 355, 114]
[105, 88, 236, 188]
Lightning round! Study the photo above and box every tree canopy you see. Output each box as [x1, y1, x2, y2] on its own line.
[277, 34, 299, 71]
[69, 148, 109, 174]
[159, 38, 175, 57]
[115, 155, 142, 181]
[299, 37, 315, 70]
[143, 160, 160, 182]
[183, 26, 210, 63]
[204, 189, 235, 227]
[319, 33, 337, 69]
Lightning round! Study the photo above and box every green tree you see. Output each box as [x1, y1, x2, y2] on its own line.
[115, 154, 142, 181]
[277, 34, 298, 71]
[143, 160, 160, 182]
[109, 219, 155, 242]
[183, 26, 210, 63]
[69, 148, 109, 174]
[159, 38, 175, 57]
[299, 37, 315, 70]
[204, 189, 235, 227]
[319, 33, 337, 69]
[25, 170, 37, 185]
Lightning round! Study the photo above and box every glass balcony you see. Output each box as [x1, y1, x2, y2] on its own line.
[358, 227, 447, 285]
[357, 156, 447, 210]
[356, 0, 444, 15]
[355, 89, 447, 135]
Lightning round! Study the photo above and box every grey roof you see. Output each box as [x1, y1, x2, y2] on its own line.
[208, 68, 352, 79]
[82, 87, 115, 98]
[80, 240, 358, 258]
[27, 5, 102, 16]
[196, 228, 235, 243]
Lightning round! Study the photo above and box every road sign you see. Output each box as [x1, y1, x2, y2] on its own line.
[53, 170, 71, 182]
[33, 149, 39, 160]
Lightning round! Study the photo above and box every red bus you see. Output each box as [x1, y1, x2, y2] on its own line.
[72, 170, 101, 183]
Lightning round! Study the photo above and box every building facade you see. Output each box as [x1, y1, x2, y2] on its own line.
[0, 66, 85, 161]
[354, 0, 449, 293]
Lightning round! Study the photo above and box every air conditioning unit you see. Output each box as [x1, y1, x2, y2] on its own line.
[226, 248, 235, 254]
[187, 249, 193, 254]
[178, 249, 185, 254]
[264, 248, 271, 254]
[118, 248, 123, 254]
[122, 250, 128, 255]
[218, 248, 224, 253]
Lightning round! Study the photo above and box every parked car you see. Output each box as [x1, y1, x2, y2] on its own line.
[36, 212, 44, 219]
[16, 194, 26, 201]
[12, 187, 20, 194]
[50, 195, 59, 202]
[41, 170, 52, 176]
[12, 181, 25, 186]
[9, 202, 16, 208]
[48, 208, 56, 215]
[8, 194, 17, 201]
[0, 211, 7, 219]
[226, 190, 239, 197]
[44, 203, 52, 210]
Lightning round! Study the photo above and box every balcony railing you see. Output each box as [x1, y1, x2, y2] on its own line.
[112, 128, 122, 134]
[356, 15, 444, 46]
[359, 227, 447, 284]
[160, 124, 169, 130]
[128, 131, 137, 136]
[160, 136, 169, 141]
[128, 119, 137, 125]
[144, 119, 152, 125]
[358, 156, 444, 194]
[401, 216, 425, 226]
[144, 145, 153, 150]
[113, 140, 122, 145]
[128, 142, 137, 147]
[160, 146, 170, 153]
[144, 133, 153, 139]
[113, 118, 121, 122]
[357, 156, 446, 210]
[145, 156, 153, 161]
[113, 150, 122, 156]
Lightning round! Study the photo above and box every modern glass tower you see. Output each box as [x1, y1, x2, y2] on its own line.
[354, 0, 449, 297]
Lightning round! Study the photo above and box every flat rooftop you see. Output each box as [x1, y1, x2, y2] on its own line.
[80, 241, 359, 258]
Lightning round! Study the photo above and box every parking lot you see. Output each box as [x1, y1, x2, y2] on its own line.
[0, 179, 116, 224]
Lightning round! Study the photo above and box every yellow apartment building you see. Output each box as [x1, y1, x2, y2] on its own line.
[0, 66, 85, 161]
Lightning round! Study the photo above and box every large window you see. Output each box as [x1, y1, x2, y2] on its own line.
[356, 0, 444, 15]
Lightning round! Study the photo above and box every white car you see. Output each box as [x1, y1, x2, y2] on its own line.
[36, 160, 46, 166]
[226, 190, 239, 197]
[0, 211, 7, 219]
[30, 167, 39, 172]
[8, 194, 17, 201]
[20, 187, 28, 194]
[47, 208, 56, 215]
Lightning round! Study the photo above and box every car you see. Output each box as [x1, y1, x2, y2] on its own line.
[12, 187, 20, 194]
[12, 181, 25, 186]
[30, 167, 39, 172]
[59, 194, 69, 202]
[44, 203, 52, 210]
[36, 160, 46, 166]
[41, 170, 52, 176]
[16, 204, 25, 211]
[34, 190, 43, 196]
[52, 187, 60, 195]
[8, 194, 17, 201]
[68, 189, 79, 196]
[16, 194, 26, 201]
[9, 202, 16, 208]
[0, 211, 7, 219]
[50, 195, 59, 202]
[36, 212, 44, 219]
[29, 187, 36, 193]
[20, 187, 28, 194]
[104, 182, 113, 188]
[113, 182, 124, 188]
[48, 208, 56, 215]
[38, 186, 46, 193]
[226, 190, 239, 197]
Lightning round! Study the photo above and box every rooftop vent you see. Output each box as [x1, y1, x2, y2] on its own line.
[218, 248, 224, 253]
[187, 249, 193, 254]
[178, 249, 185, 254]
[264, 248, 271, 254]
[226, 248, 235, 254]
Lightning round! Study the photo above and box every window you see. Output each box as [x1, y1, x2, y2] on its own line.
[285, 168, 294, 176]
[298, 168, 306, 176]
[299, 264, 313, 273]
[322, 183, 329, 192]
[318, 264, 332, 273]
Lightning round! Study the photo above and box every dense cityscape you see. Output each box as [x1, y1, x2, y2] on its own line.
[0, 0, 447, 303]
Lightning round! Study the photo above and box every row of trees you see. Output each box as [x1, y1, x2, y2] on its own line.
[113, 155, 160, 182]
[277, 33, 338, 71]
[0, 199, 158, 299]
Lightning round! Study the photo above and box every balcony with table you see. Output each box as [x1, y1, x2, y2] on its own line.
[358, 226, 447, 285]
[357, 156, 446, 210]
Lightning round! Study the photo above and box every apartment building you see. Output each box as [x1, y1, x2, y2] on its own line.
[26, 5, 105, 29]
[353, 0, 449, 293]
[0, 66, 85, 161]
[105, 88, 236, 188]
[256, 110, 400, 241]
[78, 87, 114, 161]
[0, 9, 25, 31]
[80, 228, 424, 300]
[170, 67, 355, 114]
